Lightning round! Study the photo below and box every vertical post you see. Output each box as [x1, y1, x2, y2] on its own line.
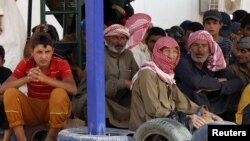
[27, 0, 32, 36]
[76, 0, 82, 68]
[85, 0, 105, 135]
[40, 0, 46, 24]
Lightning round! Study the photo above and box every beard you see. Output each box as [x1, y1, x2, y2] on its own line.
[107, 44, 127, 54]
[190, 52, 209, 64]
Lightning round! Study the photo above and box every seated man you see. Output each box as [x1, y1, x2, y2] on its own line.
[129, 36, 222, 131]
[72, 24, 138, 129]
[228, 37, 250, 125]
[174, 30, 243, 121]
[0, 33, 77, 141]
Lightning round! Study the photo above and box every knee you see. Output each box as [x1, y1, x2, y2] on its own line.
[3, 88, 19, 101]
[50, 88, 69, 104]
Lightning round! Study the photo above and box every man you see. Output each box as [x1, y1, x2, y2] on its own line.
[228, 37, 250, 125]
[145, 26, 166, 55]
[240, 14, 250, 37]
[228, 37, 250, 88]
[184, 21, 204, 53]
[203, 10, 232, 65]
[0, 33, 77, 141]
[174, 30, 243, 121]
[129, 36, 222, 131]
[125, 13, 152, 67]
[72, 24, 138, 128]
[0, 45, 12, 141]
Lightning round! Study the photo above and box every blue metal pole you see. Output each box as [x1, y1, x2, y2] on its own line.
[85, 0, 105, 135]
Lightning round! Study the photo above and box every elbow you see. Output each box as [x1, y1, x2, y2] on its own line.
[69, 85, 77, 95]
[71, 87, 77, 95]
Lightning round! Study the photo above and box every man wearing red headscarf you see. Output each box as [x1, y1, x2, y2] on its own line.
[129, 36, 222, 131]
[174, 30, 243, 121]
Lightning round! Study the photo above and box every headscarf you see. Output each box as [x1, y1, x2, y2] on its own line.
[131, 37, 179, 88]
[152, 37, 180, 74]
[104, 24, 130, 38]
[125, 13, 151, 49]
[187, 30, 226, 71]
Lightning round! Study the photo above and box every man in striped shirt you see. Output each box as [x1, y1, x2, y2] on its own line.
[0, 32, 77, 141]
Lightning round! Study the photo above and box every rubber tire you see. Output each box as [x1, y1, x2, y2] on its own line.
[57, 126, 134, 141]
[191, 121, 236, 141]
[134, 118, 192, 141]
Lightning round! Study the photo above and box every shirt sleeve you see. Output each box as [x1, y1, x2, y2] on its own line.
[138, 69, 170, 117]
[12, 60, 27, 79]
[174, 55, 221, 90]
[173, 85, 202, 114]
[59, 59, 73, 78]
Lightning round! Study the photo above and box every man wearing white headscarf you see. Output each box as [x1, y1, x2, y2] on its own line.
[125, 13, 152, 67]
[174, 30, 243, 121]
[104, 24, 138, 128]
[72, 24, 138, 128]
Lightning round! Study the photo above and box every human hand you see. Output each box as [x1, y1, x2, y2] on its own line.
[203, 111, 223, 122]
[27, 67, 44, 82]
[125, 80, 132, 90]
[189, 114, 207, 129]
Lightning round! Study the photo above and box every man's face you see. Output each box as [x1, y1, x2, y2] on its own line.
[147, 35, 164, 52]
[32, 44, 54, 69]
[241, 25, 250, 37]
[204, 19, 222, 37]
[190, 39, 210, 64]
[234, 48, 250, 64]
[161, 47, 178, 61]
[106, 34, 128, 53]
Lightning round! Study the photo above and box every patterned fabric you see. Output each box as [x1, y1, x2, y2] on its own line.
[12, 56, 73, 99]
[152, 37, 180, 74]
[131, 61, 176, 90]
[125, 13, 151, 49]
[187, 30, 226, 71]
[104, 24, 130, 37]
[131, 37, 179, 88]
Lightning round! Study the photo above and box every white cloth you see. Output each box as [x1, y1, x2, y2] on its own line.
[0, 0, 26, 71]
[0, 0, 4, 15]
[130, 43, 151, 67]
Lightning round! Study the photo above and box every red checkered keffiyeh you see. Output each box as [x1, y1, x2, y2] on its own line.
[125, 13, 151, 49]
[104, 24, 130, 37]
[187, 30, 226, 71]
[131, 37, 180, 89]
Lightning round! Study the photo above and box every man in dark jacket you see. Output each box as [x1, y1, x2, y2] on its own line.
[174, 30, 243, 121]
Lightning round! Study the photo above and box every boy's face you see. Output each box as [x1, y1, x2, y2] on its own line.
[32, 44, 54, 69]
[241, 25, 250, 37]
[203, 19, 223, 36]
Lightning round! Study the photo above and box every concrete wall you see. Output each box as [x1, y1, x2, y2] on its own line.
[131, 0, 250, 30]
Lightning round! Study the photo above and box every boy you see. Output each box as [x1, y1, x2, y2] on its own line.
[203, 10, 232, 65]
[0, 33, 77, 141]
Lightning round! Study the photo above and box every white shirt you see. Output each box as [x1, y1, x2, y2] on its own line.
[130, 43, 151, 67]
